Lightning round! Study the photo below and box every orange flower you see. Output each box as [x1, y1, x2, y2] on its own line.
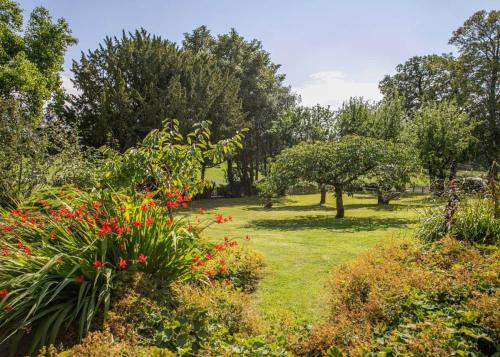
[146, 216, 154, 226]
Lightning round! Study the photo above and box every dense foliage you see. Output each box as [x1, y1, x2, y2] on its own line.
[299, 237, 499, 356]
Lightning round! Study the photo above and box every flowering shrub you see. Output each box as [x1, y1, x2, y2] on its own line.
[0, 184, 250, 354]
[99, 120, 246, 196]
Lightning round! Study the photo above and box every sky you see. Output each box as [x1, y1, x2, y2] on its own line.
[19, 0, 499, 108]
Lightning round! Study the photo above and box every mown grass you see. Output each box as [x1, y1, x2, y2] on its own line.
[189, 193, 436, 323]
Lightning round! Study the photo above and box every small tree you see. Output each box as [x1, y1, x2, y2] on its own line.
[267, 136, 385, 218]
[410, 101, 476, 193]
[366, 143, 418, 205]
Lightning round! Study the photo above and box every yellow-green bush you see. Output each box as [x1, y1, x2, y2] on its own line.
[299, 238, 499, 356]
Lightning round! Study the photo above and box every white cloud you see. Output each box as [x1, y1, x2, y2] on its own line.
[60, 71, 80, 97]
[293, 71, 382, 108]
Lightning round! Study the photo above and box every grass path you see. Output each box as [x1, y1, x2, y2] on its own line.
[189, 193, 433, 322]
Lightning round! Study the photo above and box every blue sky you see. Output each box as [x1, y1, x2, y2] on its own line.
[20, 0, 499, 107]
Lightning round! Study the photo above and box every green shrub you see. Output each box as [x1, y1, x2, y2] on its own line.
[416, 197, 500, 245]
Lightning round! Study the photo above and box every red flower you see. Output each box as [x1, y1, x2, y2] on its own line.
[132, 221, 142, 228]
[118, 258, 127, 269]
[140, 203, 149, 211]
[1, 225, 15, 232]
[166, 218, 173, 226]
[224, 236, 229, 242]
[146, 216, 154, 226]
[93, 260, 103, 269]
[198, 208, 205, 214]
[214, 244, 225, 252]
[76, 275, 85, 284]
[24, 247, 31, 256]
[181, 202, 188, 208]
[116, 227, 125, 236]
[219, 258, 225, 265]
[98, 221, 112, 236]
[138, 253, 147, 264]
[190, 264, 198, 271]
[204, 269, 215, 277]
[215, 213, 224, 224]
[224, 279, 232, 286]
[17, 242, 24, 249]
[1, 247, 9, 256]
[229, 241, 238, 247]
[92, 201, 102, 210]
[166, 201, 175, 209]
[220, 266, 227, 273]
[205, 252, 213, 260]
[0, 288, 8, 299]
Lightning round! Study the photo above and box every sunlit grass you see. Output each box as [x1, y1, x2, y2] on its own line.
[188, 193, 436, 322]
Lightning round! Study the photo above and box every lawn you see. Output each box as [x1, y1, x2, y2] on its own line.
[189, 193, 434, 323]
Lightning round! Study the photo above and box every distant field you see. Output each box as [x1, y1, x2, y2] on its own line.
[188, 193, 436, 323]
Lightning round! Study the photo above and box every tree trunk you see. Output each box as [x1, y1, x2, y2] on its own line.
[377, 190, 400, 205]
[319, 184, 326, 205]
[227, 158, 234, 194]
[334, 187, 344, 219]
[377, 191, 386, 205]
[200, 164, 206, 181]
[448, 160, 457, 182]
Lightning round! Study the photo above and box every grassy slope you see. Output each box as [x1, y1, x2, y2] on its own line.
[189, 193, 434, 323]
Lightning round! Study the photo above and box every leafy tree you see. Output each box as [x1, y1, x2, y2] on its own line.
[368, 95, 406, 141]
[183, 27, 297, 195]
[366, 144, 418, 204]
[0, 98, 96, 207]
[67, 29, 243, 151]
[334, 97, 372, 138]
[268, 104, 335, 202]
[449, 10, 499, 176]
[379, 54, 458, 115]
[267, 136, 385, 218]
[410, 101, 476, 193]
[0, 0, 76, 120]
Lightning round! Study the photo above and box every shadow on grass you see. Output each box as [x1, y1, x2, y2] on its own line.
[246, 215, 416, 232]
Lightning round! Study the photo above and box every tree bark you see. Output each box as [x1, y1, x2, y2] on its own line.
[200, 163, 206, 181]
[448, 160, 457, 181]
[319, 184, 326, 205]
[377, 190, 400, 205]
[227, 158, 234, 194]
[334, 187, 344, 219]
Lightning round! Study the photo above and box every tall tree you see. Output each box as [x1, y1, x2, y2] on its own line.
[67, 29, 243, 151]
[449, 10, 499, 176]
[184, 27, 297, 195]
[334, 97, 372, 138]
[0, 0, 76, 120]
[379, 54, 457, 116]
